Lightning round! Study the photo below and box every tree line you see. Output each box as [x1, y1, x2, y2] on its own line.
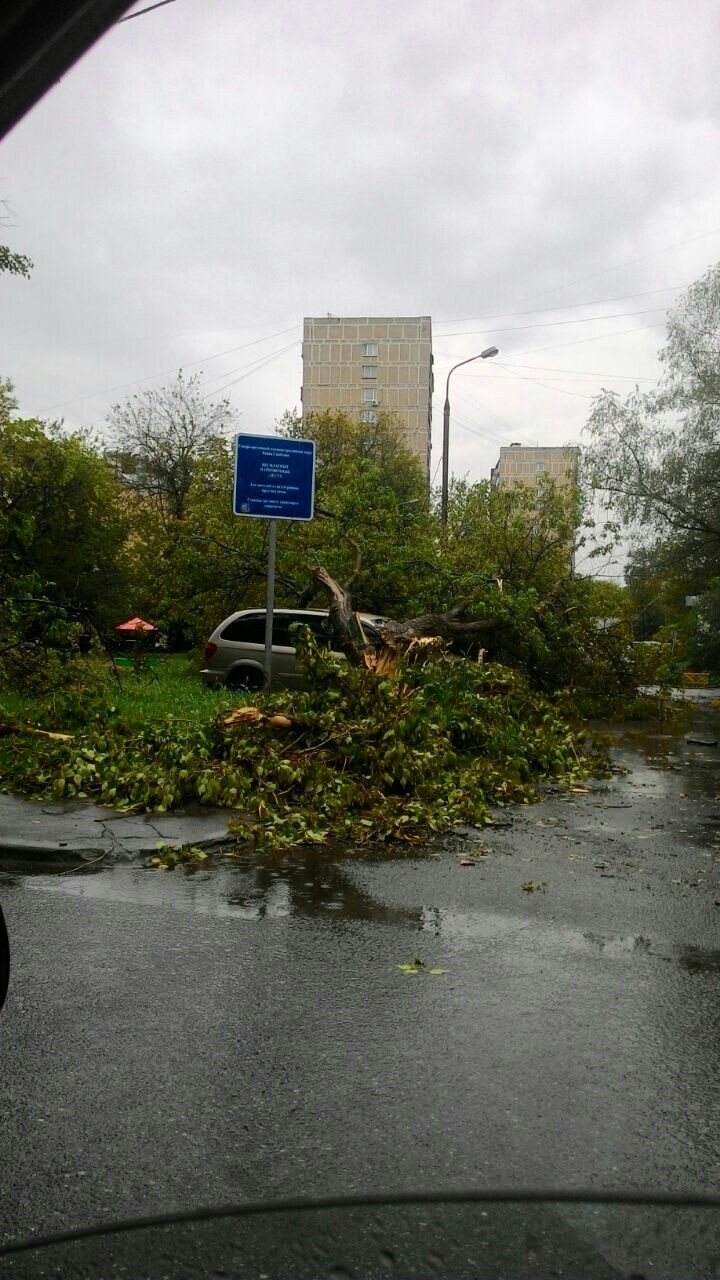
[4, 260, 719, 694]
[584, 261, 720, 675]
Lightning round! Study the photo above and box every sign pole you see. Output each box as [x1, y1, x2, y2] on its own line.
[233, 434, 315, 695]
[263, 519, 277, 690]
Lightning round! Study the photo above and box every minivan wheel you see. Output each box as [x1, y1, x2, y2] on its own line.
[226, 667, 264, 692]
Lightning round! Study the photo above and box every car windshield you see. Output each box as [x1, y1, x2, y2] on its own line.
[2, 2, 720, 1277]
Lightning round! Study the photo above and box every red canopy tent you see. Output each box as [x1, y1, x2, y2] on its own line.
[115, 617, 156, 632]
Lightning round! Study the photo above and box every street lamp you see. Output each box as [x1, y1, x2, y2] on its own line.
[441, 345, 499, 528]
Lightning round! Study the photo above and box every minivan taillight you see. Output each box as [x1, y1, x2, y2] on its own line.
[203, 642, 218, 662]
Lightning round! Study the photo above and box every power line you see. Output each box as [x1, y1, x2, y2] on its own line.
[488, 223, 720, 312]
[485, 367, 595, 401]
[444, 386, 520, 443]
[450, 407, 510, 445]
[434, 391, 506, 442]
[198, 340, 299, 391]
[435, 284, 686, 327]
[433, 379, 513, 434]
[439, 402, 507, 445]
[490, 363, 658, 383]
[33, 323, 300, 415]
[435, 322, 664, 383]
[436, 324, 665, 408]
[456, 422, 511, 447]
[484, 321, 666, 363]
[204, 340, 300, 398]
[439, 305, 671, 340]
[447, 387, 518, 439]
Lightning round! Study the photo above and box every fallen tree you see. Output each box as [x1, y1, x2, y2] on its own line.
[307, 551, 659, 720]
[311, 555, 502, 669]
[0, 627, 598, 850]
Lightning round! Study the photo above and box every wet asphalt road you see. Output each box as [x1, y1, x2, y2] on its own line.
[1, 713, 720, 1273]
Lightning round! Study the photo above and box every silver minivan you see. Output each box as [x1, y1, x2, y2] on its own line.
[201, 607, 387, 690]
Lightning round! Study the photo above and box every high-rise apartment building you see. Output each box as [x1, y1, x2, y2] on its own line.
[301, 316, 433, 477]
[491, 444, 579, 491]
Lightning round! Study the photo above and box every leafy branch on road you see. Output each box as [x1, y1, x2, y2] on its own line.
[0, 631, 600, 853]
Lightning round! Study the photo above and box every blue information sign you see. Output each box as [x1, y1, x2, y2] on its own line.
[233, 434, 315, 522]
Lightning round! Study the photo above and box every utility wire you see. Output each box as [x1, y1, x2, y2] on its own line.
[435, 284, 686, 327]
[440, 306, 671, 339]
[448, 406, 509, 445]
[508, 321, 665, 359]
[443, 385, 521, 445]
[488, 363, 657, 382]
[452, 415, 509, 445]
[198, 340, 299, 392]
[432, 389, 507, 443]
[436, 323, 664, 411]
[454, 362, 596, 400]
[444, 385, 518, 440]
[432, 380, 513, 437]
[203, 340, 300, 398]
[487, 223, 720, 312]
[33, 324, 300, 415]
[483, 367, 595, 401]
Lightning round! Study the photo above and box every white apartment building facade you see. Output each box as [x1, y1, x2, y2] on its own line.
[491, 444, 580, 491]
[301, 316, 433, 478]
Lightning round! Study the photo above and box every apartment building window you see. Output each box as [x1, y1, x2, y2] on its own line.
[362, 342, 378, 357]
[362, 365, 377, 378]
[360, 409, 378, 423]
[361, 388, 378, 405]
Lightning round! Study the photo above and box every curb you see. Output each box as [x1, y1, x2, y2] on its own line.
[0, 793, 238, 867]
[0, 830, 234, 866]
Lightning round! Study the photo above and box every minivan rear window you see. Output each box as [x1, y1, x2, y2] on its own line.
[220, 615, 266, 644]
[220, 613, 332, 648]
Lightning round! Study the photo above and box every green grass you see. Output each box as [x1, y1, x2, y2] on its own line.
[0, 653, 240, 731]
[109, 654, 238, 726]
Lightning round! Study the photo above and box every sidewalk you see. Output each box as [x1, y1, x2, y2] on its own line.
[0, 792, 234, 866]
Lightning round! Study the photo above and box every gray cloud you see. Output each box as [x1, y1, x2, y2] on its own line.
[1, 0, 719, 493]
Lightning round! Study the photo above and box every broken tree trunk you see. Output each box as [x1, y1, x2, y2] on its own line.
[311, 564, 501, 667]
[312, 564, 371, 665]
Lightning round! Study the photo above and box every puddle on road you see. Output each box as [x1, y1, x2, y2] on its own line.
[584, 714, 720, 823]
[420, 908, 720, 975]
[676, 944, 720, 974]
[581, 930, 720, 974]
[10, 858, 719, 977]
[603, 713, 720, 773]
[13, 853, 426, 930]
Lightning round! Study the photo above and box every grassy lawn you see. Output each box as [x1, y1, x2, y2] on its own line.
[0, 654, 239, 731]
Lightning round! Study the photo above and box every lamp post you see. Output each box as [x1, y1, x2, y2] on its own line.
[441, 345, 498, 528]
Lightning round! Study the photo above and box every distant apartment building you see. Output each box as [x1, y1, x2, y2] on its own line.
[301, 316, 433, 478]
[491, 444, 579, 491]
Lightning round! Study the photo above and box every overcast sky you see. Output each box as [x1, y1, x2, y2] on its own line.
[2, 0, 720, 569]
